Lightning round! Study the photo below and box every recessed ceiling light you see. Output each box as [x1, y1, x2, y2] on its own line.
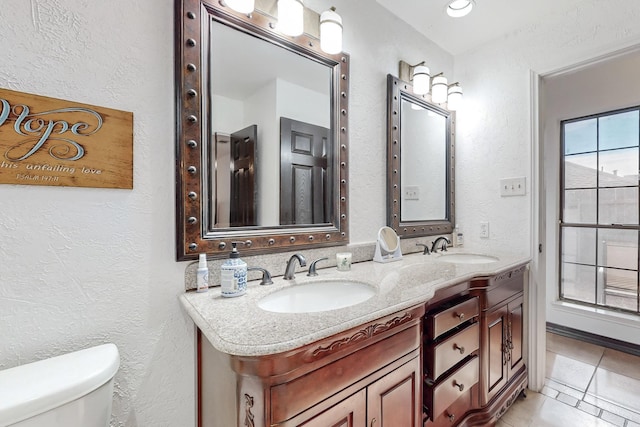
[446, 0, 475, 18]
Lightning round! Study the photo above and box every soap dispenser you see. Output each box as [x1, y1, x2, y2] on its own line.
[220, 242, 247, 298]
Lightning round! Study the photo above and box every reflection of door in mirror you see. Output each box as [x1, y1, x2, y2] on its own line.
[230, 125, 257, 227]
[213, 126, 257, 228]
[280, 118, 331, 225]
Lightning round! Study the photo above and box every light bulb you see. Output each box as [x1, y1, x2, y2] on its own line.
[431, 75, 448, 104]
[224, 0, 254, 14]
[447, 0, 475, 18]
[412, 65, 430, 95]
[447, 84, 463, 111]
[320, 7, 343, 54]
[278, 0, 304, 37]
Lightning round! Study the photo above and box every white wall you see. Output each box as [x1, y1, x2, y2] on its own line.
[454, 0, 640, 254]
[454, 0, 640, 348]
[0, 0, 452, 425]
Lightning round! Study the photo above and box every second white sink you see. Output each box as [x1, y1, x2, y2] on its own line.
[436, 253, 499, 264]
[258, 280, 376, 313]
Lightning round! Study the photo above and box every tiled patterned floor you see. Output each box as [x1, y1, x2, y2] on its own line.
[497, 332, 640, 427]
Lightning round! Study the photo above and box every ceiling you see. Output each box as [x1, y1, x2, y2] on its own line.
[375, 0, 588, 55]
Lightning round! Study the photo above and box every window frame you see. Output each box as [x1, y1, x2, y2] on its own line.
[559, 105, 640, 314]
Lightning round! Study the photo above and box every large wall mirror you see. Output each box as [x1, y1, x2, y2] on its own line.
[386, 74, 455, 238]
[175, 0, 350, 260]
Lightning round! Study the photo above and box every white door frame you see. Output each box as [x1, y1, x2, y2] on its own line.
[528, 70, 546, 392]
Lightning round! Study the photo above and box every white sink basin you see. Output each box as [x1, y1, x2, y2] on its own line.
[436, 253, 499, 264]
[258, 280, 376, 313]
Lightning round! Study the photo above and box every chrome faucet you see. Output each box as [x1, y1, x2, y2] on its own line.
[431, 236, 451, 254]
[416, 243, 430, 255]
[247, 266, 273, 286]
[284, 253, 307, 280]
[307, 257, 328, 276]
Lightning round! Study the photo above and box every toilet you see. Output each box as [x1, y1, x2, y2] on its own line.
[0, 343, 120, 427]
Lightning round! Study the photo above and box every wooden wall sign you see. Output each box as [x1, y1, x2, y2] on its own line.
[0, 88, 133, 189]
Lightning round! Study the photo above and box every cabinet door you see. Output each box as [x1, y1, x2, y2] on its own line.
[367, 356, 421, 427]
[483, 306, 507, 405]
[507, 294, 524, 380]
[296, 389, 366, 427]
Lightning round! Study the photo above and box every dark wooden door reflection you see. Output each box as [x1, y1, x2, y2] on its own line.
[280, 117, 331, 225]
[230, 124, 257, 227]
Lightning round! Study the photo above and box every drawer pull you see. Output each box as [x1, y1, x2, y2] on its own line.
[453, 343, 465, 354]
[453, 380, 464, 391]
[370, 418, 377, 426]
[446, 412, 455, 423]
[454, 312, 464, 321]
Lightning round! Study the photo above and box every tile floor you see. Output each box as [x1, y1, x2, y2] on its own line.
[497, 332, 640, 427]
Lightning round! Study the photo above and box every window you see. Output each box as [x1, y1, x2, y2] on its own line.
[560, 107, 640, 314]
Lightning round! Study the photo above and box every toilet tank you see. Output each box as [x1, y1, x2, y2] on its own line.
[0, 343, 120, 427]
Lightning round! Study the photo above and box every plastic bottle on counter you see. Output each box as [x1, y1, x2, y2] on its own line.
[196, 253, 209, 293]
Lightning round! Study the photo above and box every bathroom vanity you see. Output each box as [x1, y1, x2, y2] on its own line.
[181, 251, 529, 427]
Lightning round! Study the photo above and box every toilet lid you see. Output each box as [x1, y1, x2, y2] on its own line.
[0, 343, 120, 426]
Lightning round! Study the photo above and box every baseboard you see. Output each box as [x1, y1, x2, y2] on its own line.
[546, 322, 640, 357]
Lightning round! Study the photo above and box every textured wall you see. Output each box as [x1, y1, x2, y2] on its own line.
[454, 0, 640, 255]
[305, 0, 454, 244]
[0, 0, 195, 425]
[0, 0, 452, 425]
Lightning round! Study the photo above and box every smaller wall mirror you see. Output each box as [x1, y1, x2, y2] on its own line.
[386, 74, 455, 238]
[373, 226, 403, 263]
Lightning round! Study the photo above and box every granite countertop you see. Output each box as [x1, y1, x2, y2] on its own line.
[180, 249, 530, 357]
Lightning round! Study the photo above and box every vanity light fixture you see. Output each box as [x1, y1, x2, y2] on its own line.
[277, 0, 304, 36]
[320, 7, 343, 54]
[431, 74, 449, 104]
[447, 83, 463, 111]
[224, 0, 255, 14]
[446, 0, 475, 18]
[399, 60, 430, 95]
[398, 60, 463, 110]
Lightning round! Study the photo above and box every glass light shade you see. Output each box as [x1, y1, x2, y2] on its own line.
[320, 8, 343, 54]
[447, 0, 475, 17]
[278, 0, 304, 37]
[447, 84, 463, 110]
[412, 65, 430, 95]
[431, 75, 448, 104]
[225, 0, 254, 14]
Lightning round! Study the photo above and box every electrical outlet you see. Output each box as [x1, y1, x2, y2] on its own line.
[480, 221, 490, 238]
[404, 186, 419, 200]
[500, 177, 526, 197]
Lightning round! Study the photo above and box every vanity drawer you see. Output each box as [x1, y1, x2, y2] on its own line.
[426, 323, 479, 380]
[427, 297, 479, 339]
[424, 387, 472, 427]
[425, 356, 479, 419]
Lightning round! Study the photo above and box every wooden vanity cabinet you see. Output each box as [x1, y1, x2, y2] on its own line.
[422, 263, 528, 427]
[469, 264, 528, 423]
[198, 304, 424, 427]
[197, 263, 529, 427]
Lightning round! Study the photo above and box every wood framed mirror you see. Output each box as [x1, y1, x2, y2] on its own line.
[175, 0, 350, 260]
[386, 74, 455, 238]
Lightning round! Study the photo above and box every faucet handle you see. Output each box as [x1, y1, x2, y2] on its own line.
[247, 267, 273, 286]
[416, 243, 430, 255]
[307, 257, 329, 276]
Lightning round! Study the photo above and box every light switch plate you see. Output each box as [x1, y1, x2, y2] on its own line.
[480, 221, 490, 238]
[500, 177, 526, 197]
[404, 185, 419, 200]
